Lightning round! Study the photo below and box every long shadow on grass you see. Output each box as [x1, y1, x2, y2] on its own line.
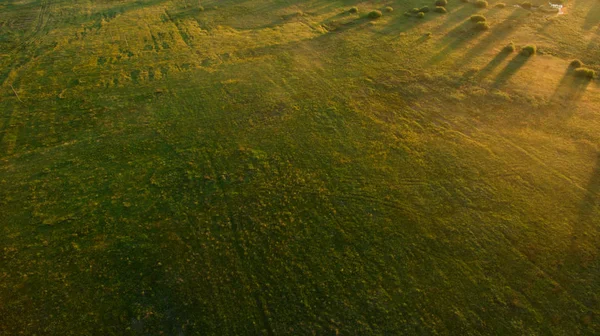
[475, 48, 513, 80]
[426, 20, 479, 65]
[492, 53, 531, 88]
[548, 68, 591, 118]
[453, 8, 525, 69]
[583, 2, 600, 30]
[568, 153, 600, 279]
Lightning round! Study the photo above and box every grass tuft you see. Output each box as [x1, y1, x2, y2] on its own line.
[474, 21, 490, 30]
[417, 12, 426, 18]
[504, 42, 516, 52]
[434, 6, 448, 13]
[495, 3, 506, 8]
[385, 6, 394, 12]
[349, 6, 359, 13]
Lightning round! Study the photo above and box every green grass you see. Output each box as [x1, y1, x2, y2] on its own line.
[1, 0, 599, 335]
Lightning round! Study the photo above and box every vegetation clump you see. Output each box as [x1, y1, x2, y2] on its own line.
[520, 45, 536, 56]
[574, 68, 596, 79]
[368, 10, 383, 19]
[419, 6, 430, 13]
[475, 0, 488, 8]
[411, 7, 421, 13]
[417, 12, 426, 18]
[434, 6, 448, 13]
[495, 3, 506, 8]
[435, 0, 448, 6]
[474, 21, 490, 30]
[521, 2, 532, 9]
[385, 6, 394, 12]
[569, 59, 583, 68]
[504, 42, 516, 52]
[470, 14, 486, 22]
[349, 6, 359, 13]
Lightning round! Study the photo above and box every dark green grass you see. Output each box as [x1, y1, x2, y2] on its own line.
[1, 0, 599, 335]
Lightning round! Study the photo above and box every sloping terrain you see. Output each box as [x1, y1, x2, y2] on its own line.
[1, 0, 599, 334]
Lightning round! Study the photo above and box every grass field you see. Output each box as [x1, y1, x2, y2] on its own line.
[1, 0, 599, 334]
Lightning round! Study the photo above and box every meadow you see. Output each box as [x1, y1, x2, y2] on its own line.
[1, 0, 599, 334]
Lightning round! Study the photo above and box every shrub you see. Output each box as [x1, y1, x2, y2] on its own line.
[574, 67, 596, 79]
[474, 21, 490, 30]
[570, 59, 583, 68]
[385, 6, 394, 12]
[504, 42, 516, 52]
[520, 45, 536, 56]
[411, 7, 421, 13]
[521, 2, 532, 9]
[435, 0, 448, 6]
[495, 3, 506, 8]
[434, 6, 448, 13]
[349, 6, 358, 13]
[470, 14, 486, 22]
[419, 6, 430, 12]
[368, 10, 382, 19]
[417, 12, 426, 18]
[404, 11, 412, 16]
[475, 0, 488, 8]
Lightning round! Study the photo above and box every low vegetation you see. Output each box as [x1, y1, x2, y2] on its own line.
[434, 6, 448, 13]
[475, 0, 489, 8]
[385, 6, 394, 12]
[368, 10, 383, 19]
[521, 2, 533, 9]
[419, 6, 431, 13]
[521, 44, 537, 56]
[349, 6, 358, 14]
[504, 42, 516, 52]
[574, 67, 596, 79]
[470, 14, 487, 22]
[495, 3, 506, 8]
[570, 59, 584, 68]
[417, 12, 426, 18]
[474, 21, 491, 30]
[435, 0, 448, 6]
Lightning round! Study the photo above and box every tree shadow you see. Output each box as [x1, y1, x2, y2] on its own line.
[549, 68, 591, 118]
[426, 20, 480, 65]
[569, 153, 600, 273]
[492, 53, 531, 88]
[453, 8, 525, 69]
[475, 49, 512, 81]
[583, 2, 600, 30]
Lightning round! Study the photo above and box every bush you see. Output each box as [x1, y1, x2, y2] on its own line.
[504, 42, 516, 52]
[419, 6, 430, 12]
[385, 6, 394, 12]
[435, 0, 448, 6]
[495, 3, 506, 8]
[368, 10, 382, 19]
[417, 12, 426, 18]
[404, 11, 412, 16]
[474, 21, 490, 30]
[470, 14, 486, 22]
[475, 0, 488, 8]
[411, 7, 421, 13]
[570, 59, 583, 68]
[434, 6, 448, 13]
[349, 6, 358, 13]
[520, 45, 536, 56]
[574, 68, 596, 79]
[521, 2, 532, 9]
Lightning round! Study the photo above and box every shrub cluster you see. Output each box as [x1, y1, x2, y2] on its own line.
[570, 59, 583, 68]
[574, 68, 596, 79]
[470, 14, 486, 22]
[368, 10, 382, 19]
[475, 0, 488, 8]
[474, 21, 490, 30]
[520, 45, 536, 56]
[504, 42, 516, 52]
